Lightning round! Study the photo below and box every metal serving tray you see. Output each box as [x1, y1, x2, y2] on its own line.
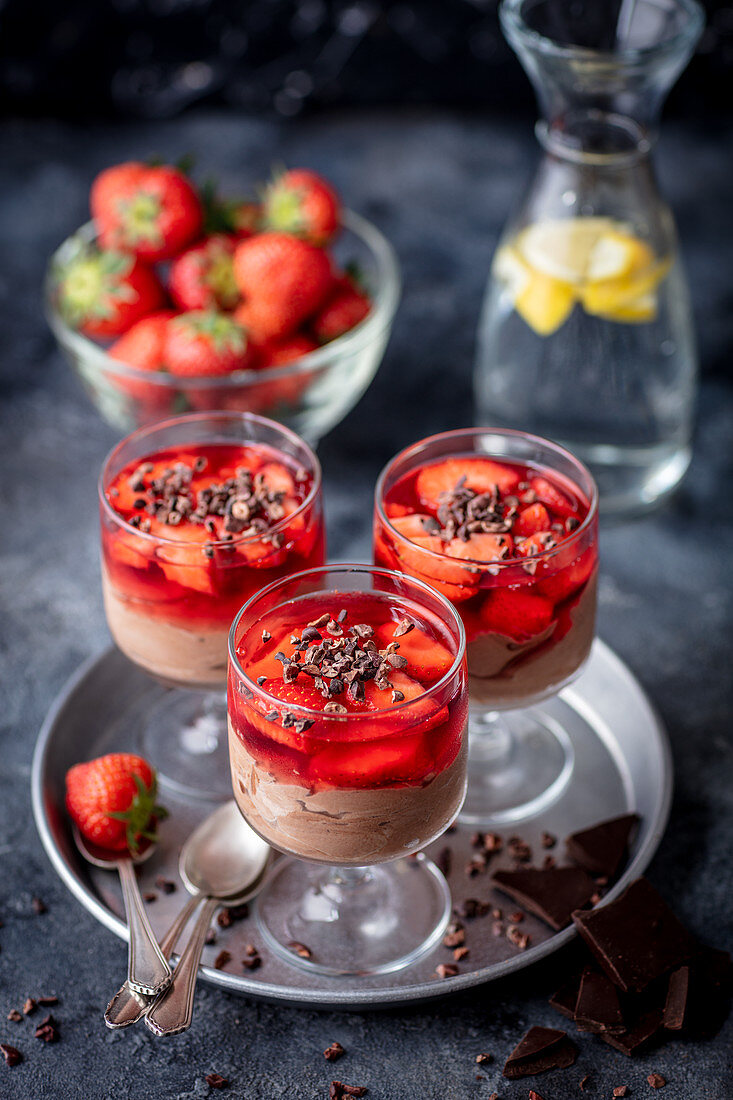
[32, 639, 672, 1009]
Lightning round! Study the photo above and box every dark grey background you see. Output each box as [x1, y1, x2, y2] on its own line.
[1, 109, 732, 1098]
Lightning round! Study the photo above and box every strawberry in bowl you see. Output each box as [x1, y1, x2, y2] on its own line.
[46, 160, 400, 442]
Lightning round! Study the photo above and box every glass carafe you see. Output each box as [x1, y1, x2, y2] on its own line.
[475, 0, 704, 517]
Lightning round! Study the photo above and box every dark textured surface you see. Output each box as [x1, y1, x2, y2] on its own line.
[1, 109, 732, 1099]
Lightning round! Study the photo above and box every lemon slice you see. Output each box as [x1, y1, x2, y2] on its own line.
[518, 217, 615, 284]
[586, 230, 653, 282]
[582, 256, 671, 315]
[595, 292, 658, 324]
[514, 270, 576, 336]
[493, 244, 530, 300]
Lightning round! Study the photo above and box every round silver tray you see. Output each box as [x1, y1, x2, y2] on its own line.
[32, 639, 672, 1009]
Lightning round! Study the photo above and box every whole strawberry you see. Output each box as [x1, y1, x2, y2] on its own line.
[65, 753, 165, 853]
[91, 161, 203, 263]
[312, 274, 371, 343]
[109, 311, 176, 404]
[168, 234, 240, 312]
[165, 310, 255, 377]
[263, 168, 340, 246]
[233, 232, 332, 342]
[56, 244, 166, 338]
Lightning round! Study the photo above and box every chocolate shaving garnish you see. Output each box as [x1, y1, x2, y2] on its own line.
[1, 1044, 22, 1066]
[205, 1072, 228, 1088]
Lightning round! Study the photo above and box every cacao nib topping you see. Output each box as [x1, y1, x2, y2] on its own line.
[434, 479, 517, 543]
[122, 459, 300, 544]
[262, 613, 425, 730]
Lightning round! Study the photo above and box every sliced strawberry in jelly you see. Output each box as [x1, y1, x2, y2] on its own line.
[416, 458, 521, 508]
[310, 732, 426, 787]
[515, 532, 553, 559]
[480, 586, 555, 642]
[258, 461, 297, 497]
[384, 501, 411, 519]
[513, 502, 551, 537]
[444, 533, 513, 563]
[537, 548, 597, 604]
[529, 476, 577, 520]
[156, 525, 215, 594]
[387, 516, 480, 595]
[376, 621, 454, 683]
[109, 531, 154, 571]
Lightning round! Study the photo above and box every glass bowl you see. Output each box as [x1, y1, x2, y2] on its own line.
[45, 210, 401, 445]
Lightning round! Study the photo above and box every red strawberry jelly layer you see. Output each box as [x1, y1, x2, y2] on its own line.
[375, 454, 597, 667]
[102, 442, 324, 630]
[228, 591, 467, 791]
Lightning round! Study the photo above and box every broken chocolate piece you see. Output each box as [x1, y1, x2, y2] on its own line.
[600, 1009, 662, 1056]
[493, 866, 597, 930]
[1, 1043, 22, 1066]
[572, 878, 698, 993]
[549, 973, 582, 1020]
[574, 966, 625, 1033]
[503, 1026, 578, 1079]
[566, 814, 639, 880]
[663, 965, 689, 1030]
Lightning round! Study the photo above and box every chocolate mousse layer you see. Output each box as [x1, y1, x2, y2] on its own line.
[228, 720, 468, 865]
[467, 571, 597, 709]
[102, 568, 228, 689]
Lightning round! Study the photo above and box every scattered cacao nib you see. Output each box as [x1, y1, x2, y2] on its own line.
[613, 1088, 629, 1097]
[503, 1026, 578, 1079]
[217, 903, 249, 928]
[287, 941, 312, 959]
[241, 954, 261, 971]
[542, 855, 557, 870]
[329, 1082, 368, 1099]
[143, 891, 157, 903]
[483, 832, 503, 854]
[647, 1074, 666, 1089]
[572, 878, 697, 993]
[509, 911, 524, 924]
[491, 907, 502, 920]
[23, 998, 37, 1015]
[506, 926, 530, 950]
[442, 922, 465, 948]
[155, 876, 176, 894]
[34, 1014, 59, 1043]
[566, 814, 639, 881]
[488, 1094, 498, 1100]
[493, 866, 597, 931]
[7, 1009, 22, 1023]
[453, 946, 469, 961]
[31, 897, 47, 914]
[432, 479, 517, 544]
[205, 928, 217, 945]
[324, 1041, 345, 1062]
[529, 1092, 546, 1100]
[466, 856, 487, 877]
[213, 950, 232, 970]
[458, 898, 490, 919]
[436, 847, 452, 877]
[36, 995, 59, 1006]
[262, 630, 271, 642]
[435, 964, 458, 979]
[1, 1044, 22, 1066]
[205, 1072, 229, 1088]
[475, 1052, 492, 1065]
[507, 837, 532, 863]
[541, 832, 556, 849]
[492, 920, 504, 937]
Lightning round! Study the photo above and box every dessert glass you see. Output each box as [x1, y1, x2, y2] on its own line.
[99, 411, 325, 801]
[374, 427, 598, 826]
[228, 564, 467, 975]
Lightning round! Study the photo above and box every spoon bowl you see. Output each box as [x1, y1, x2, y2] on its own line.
[179, 799, 270, 899]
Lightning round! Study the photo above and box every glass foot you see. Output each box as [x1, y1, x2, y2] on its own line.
[255, 854, 451, 976]
[459, 705, 574, 827]
[139, 689, 232, 802]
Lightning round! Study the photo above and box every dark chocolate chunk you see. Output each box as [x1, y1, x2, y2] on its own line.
[493, 866, 597, 930]
[549, 974, 582, 1020]
[663, 947, 732, 1036]
[566, 814, 639, 880]
[663, 965, 690, 1030]
[600, 1009, 662, 1056]
[503, 1026, 578, 1079]
[574, 966, 625, 1033]
[572, 878, 698, 993]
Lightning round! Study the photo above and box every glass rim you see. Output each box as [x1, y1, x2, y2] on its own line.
[98, 409, 322, 549]
[374, 426, 598, 570]
[227, 562, 467, 721]
[499, 0, 705, 64]
[45, 209, 401, 388]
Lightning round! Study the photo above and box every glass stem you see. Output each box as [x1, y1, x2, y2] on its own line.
[468, 707, 515, 765]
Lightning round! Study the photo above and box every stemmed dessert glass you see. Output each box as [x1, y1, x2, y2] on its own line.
[374, 427, 598, 826]
[99, 411, 325, 802]
[227, 564, 467, 975]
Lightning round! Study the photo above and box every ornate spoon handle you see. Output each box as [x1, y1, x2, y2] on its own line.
[104, 893, 200, 1029]
[117, 857, 172, 996]
[145, 895, 219, 1036]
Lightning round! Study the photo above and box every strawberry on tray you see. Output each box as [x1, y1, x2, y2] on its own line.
[65, 752, 165, 854]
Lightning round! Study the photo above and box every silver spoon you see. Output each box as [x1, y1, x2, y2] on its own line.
[74, 829, 172, 996]
[145, 801, 271, 1037]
